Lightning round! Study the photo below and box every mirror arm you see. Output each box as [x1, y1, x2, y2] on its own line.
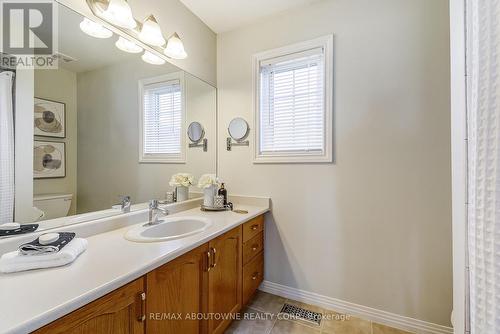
[226, 137, 249, 151]
[188, 138, 208, 152]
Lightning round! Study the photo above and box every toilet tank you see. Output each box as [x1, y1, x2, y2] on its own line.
[33, 193, 73, 221]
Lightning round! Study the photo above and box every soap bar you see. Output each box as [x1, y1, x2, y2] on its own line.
[0, 223, 21, 230]
[39, 233, 60, 245]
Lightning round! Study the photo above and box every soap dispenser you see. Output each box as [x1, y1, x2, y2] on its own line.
[218, 183, 227, 205]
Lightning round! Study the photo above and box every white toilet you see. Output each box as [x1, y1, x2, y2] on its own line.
[33, 193, 73, 221]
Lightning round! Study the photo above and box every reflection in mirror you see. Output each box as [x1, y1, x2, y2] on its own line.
[228, 117, 249, 141]
[188, 122, 205, 143]
[3, 3, 217, 237]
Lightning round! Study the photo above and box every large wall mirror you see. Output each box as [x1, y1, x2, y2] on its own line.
[2, 3, 216, 237]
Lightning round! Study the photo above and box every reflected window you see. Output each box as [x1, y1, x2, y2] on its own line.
[139, 72, 186, 163]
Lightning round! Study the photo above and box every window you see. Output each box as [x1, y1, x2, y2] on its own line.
[254, 36, 333, 163]
[139, 72, 185, 163]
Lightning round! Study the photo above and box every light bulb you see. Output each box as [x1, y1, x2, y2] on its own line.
[115, 36, 143, 53]
[138, 15, 165, 47]
[79, 18, 113, 39]
[164, 32, 187, 59]
[102, 0, 136, 29]
[142, 51, 165, 65]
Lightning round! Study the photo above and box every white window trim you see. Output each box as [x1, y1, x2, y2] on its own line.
[252, 35, 334, 164]
[138, 71, 186, 164]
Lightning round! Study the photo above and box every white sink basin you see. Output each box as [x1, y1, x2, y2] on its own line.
[125, 216, 212, 242]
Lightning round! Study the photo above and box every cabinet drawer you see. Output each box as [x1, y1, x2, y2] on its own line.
[242, 251, 264, 305]
[242, 215, 264, 243]
[243, 232, 263, 265]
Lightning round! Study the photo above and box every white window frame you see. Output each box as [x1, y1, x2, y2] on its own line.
[253, 35, 333, 163]
[138, 71, 186, 164]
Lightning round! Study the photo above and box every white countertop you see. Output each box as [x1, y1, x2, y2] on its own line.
[0, 198, 269, 334]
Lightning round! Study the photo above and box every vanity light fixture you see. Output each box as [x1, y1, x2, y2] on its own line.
[85, 0, 188, 61]
[138, 15, 166, 47]
[142, 51, 165, 65]
[115, 36, 143, 53]
[164, 33, 188, 59]
[79, 18, 113, 39]
[101, 0, 136, 29]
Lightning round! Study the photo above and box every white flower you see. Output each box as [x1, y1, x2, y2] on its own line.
[197, 174, 220, 189]
[169, 173, 194, 187]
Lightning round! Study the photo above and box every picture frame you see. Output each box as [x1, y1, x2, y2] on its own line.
[33, 140, 66, 179]
[34, 97, 66, 138]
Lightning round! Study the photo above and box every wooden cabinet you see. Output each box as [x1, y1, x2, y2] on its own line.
[34, 278, 146, 334]
[207, 226, 243, 334]
[144, 226, 244, 334]
[146, 243, 209, 334]
[35, 215, 264, 334]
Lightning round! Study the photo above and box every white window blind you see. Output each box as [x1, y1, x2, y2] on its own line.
[259, 47, 325, 156]
[142, 79, 182, 160]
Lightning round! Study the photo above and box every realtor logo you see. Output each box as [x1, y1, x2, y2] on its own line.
[1, 0, 58, 68]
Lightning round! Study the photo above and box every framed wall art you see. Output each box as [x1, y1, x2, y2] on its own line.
[33, 141, 66, 179]
[34, 97, 66, 138]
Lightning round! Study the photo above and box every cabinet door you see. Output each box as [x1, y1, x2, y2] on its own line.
[34, 278, 146, 334]
[208, 226, 242, 334]
[146, 243, 209, 334]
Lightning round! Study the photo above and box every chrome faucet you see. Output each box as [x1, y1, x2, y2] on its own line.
[117, 195, 131, 213]
[146, 199, 169, 226]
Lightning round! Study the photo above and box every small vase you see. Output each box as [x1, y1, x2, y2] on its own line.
[203, 185, 216, 207]
[176, 186, 189, 202]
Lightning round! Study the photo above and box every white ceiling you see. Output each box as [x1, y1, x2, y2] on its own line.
[178, 0, 321, 33]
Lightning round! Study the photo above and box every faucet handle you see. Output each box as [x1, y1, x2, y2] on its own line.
[149, 199, 159, 209]
[118, 195, 131, 204]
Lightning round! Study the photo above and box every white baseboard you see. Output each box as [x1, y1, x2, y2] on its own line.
[259, 280, 453, 334]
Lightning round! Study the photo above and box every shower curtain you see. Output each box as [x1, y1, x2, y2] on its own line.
[0, 71, 15, 224]
[467, 0, 500, 333]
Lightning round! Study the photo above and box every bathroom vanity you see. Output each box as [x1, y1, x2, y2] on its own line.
[0, 197, 269, 334]
[35, 216, 263, 334]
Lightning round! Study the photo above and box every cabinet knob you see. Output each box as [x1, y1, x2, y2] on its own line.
[251, 224, 259, 231]
[251, 244, 258, 251]
[251, 272, 260, 280]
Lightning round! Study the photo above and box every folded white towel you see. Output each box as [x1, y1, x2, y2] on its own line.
[0, 238, 88, 273]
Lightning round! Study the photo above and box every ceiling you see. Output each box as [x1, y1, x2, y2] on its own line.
[178, 0, 321, 33]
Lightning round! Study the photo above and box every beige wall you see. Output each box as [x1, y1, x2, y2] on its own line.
[217, 0, 452, 326]
[76, 58, 216, 213]
[34, 68, 78, 215]
[56, 0, 217, 86]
